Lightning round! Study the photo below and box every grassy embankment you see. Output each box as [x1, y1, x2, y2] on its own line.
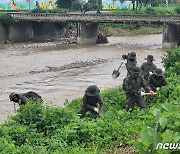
[0, 47, 179, 153]
[99, 5, 180, 36]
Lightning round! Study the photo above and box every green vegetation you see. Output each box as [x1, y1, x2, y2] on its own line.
[162, 47, 180, 77]
[99, 5, 180, 36]
[0, 13, 12, 27]
[174, 4, 180, 14]
[99, 23, 162, 36]
[0, 47, 180, 153]
[110, 5, 180, 15]
[31, 8, 68, 14]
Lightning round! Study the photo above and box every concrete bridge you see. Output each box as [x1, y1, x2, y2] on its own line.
[3, 12, 180, 47]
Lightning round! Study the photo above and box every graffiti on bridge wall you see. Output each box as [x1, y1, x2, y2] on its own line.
[0, 0, 57, 10]
[102, 0, 133, 10]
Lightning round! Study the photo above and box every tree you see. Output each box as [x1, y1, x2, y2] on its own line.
[26, 0, 35, 11]
[56, 0, 72, 9]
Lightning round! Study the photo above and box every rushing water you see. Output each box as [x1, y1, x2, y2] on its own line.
[0, 34, 165, 122]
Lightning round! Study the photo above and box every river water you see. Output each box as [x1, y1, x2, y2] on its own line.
[0, 34, 164, 122]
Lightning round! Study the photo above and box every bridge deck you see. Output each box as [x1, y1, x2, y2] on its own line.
[6, 12, 180, 24]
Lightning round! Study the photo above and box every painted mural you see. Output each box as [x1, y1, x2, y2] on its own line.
[102, 0, 133, 10]
[0, 0, 57, 10]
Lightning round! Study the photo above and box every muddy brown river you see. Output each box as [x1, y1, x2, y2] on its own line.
[0, 34, 165, 122]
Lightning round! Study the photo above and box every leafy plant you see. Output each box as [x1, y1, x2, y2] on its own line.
[0, 13, 12, 27]
[0, 47, 179, 153]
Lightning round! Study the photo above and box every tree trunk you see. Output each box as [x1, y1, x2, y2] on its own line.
[132, 1, 135, 10]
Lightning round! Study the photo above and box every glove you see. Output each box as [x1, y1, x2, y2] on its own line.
[121, 60, 125, 64]
[150, 91, 155, 96]
[149, 72, 153, 75]
[141, 92, 145, 96]
[94, 107, 99, 113]
[122, 54, 128, 60]
[156, 87, 160, 90]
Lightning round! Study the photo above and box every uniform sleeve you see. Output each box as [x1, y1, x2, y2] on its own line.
[162, 77, 168, 86]
[97, 95, 104, 112]
[148, 75, 156, 89]
[142, 76, 151, 92]
[82, 94, 94, 110]
[140, 63, 144, 75]
[154, 64, 157, 71]
[19, 94, 28, 105]
[124, 77, 137, 94]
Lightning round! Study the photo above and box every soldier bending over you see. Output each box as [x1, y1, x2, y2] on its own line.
[78, 85, 104, 118]
[148, 68, 167, 92]
[9, 91, 43, 106]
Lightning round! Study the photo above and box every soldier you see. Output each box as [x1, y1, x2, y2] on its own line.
[140, 55, 157, 81]
[123, 66, 154, 111]
[122, 51, 137, 76]
[78, 85, 104, 118]
[9, 91, 43, 106]
[148, 68, 167, 92]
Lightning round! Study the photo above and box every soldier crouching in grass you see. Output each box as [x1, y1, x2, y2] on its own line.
[122, 66, 155, 111]
[9, 91, 43, 106]
[78, 85, 104, 118]
[148, 68, 167, 92]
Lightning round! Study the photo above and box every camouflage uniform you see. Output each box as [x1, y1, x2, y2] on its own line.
[140, 55, 157, 81]
[78, 85, 103, 118]
[122, 52, 137, 76]
[148, 68, 167, 92]
[9, 91, 42, 105]
[123, 66, 151, 111]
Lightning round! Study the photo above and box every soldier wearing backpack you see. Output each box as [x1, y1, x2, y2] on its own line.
[122, 51, 137, 76]
[9, 91, 43, 106]
[122, 66, 154, 111]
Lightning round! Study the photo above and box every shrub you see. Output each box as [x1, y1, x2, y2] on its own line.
[31, 8, 47, 13]
[48, 8, 68, 13]
[0, 48, 179, 153]
[146, 7, 156, 15]
[162, 47, 180, 76]
[0, 13, 12, 27]
[174, 5, 180, 14]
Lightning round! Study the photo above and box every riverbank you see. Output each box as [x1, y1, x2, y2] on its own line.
[0, 46, 179, 153]
[0, 34, 164, 122]
[99, 23, 162, 37]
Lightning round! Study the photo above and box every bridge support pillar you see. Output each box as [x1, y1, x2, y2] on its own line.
[0, 25, 8, 44]
[162, 23, 180, 48]
[77, 22, 99, 45]
[9, 22, 34, 42]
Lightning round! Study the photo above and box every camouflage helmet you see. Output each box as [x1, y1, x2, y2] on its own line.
[128, 51, 136, 60]
[154, 68, 163, 76]
[145, 55, 155, 61]
[9, 92, 18, 102]
[132, 66, 141, 74]
[85, 85, 100, 96]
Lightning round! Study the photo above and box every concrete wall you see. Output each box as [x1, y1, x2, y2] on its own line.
[77, 22, 99, 45]
[162, 23, 180, 48]
[0, 25, 8, 44]
[1, 22, 66, 43]
[9, 22, 34, 42]
[31, 22, 66, 41]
